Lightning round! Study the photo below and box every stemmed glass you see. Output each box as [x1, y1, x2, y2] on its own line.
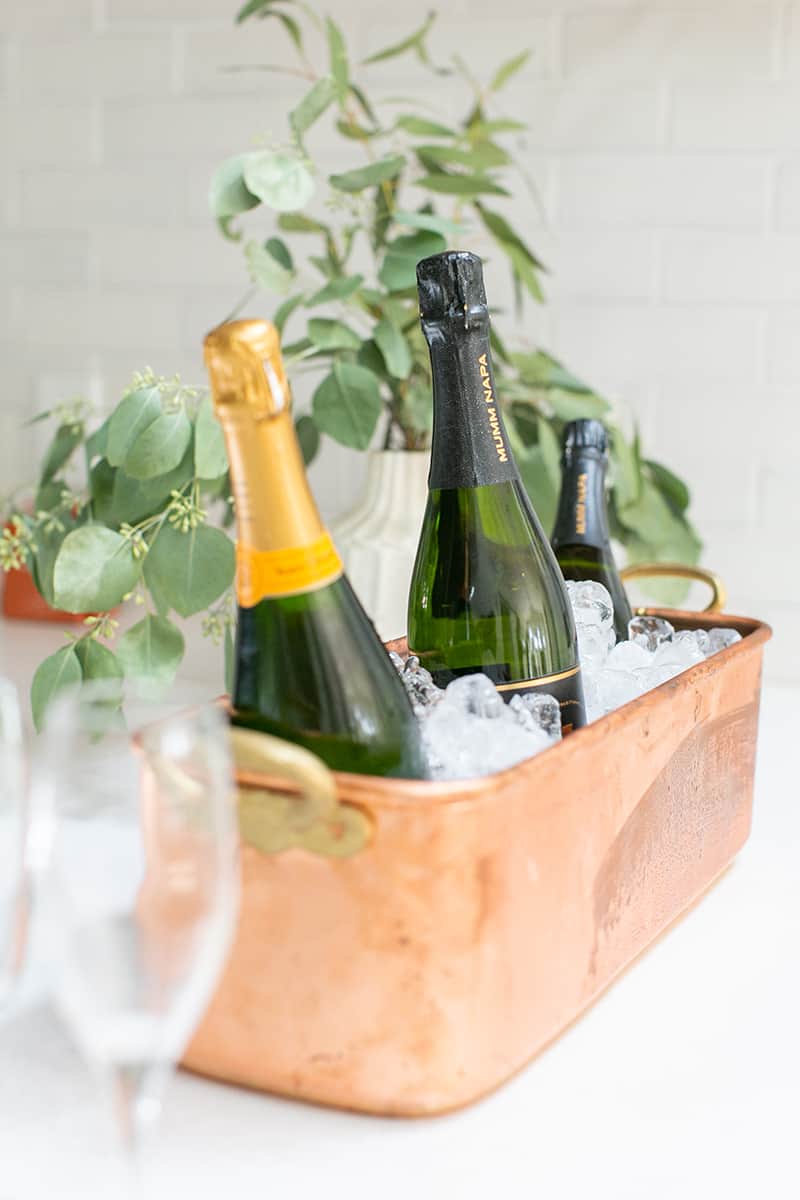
[34, 681, 240, 1190]
[0, 677, 27, 1010]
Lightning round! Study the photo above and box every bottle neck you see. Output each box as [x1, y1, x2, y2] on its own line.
[425, 321, 519, 490]
[552, 450, 611, 548]
[218, 406, 342, 605]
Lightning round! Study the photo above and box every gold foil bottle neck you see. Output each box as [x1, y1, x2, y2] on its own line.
[204, 319, 290, 421]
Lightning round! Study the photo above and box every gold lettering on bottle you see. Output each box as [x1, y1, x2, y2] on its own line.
[575, 472, 587, 535]
[478, 353, 508, 463]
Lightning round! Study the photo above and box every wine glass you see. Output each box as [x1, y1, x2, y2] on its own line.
[0, 677, 27, 1010]
[34, 680, 240, 1188]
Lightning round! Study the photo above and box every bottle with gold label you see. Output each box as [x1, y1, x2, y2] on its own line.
[204, 319, 426, 778]
[407, 251, 586, 732]
[551, 419, 632, 642]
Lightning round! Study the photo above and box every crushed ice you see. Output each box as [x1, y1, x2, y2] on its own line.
[393, 580, 742, 780]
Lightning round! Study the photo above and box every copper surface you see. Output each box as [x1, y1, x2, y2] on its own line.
[182, 609, 771, 1116]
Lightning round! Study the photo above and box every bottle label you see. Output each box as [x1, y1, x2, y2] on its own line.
[497, 666, 586, 734]
[237, 533, 343, 605]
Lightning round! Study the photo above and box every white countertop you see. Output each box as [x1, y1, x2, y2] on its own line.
[1, 618, 798, 1200]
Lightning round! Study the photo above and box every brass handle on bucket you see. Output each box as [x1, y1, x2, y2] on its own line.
[230, 727, 372, 859]
[619, 562, 727, 614]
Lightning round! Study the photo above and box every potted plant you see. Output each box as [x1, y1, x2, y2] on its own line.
[1, 1, 700, 725]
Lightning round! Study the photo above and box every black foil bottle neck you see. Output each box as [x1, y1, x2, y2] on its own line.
[425, 323, 520, 491]
[552, 450, 612, 547]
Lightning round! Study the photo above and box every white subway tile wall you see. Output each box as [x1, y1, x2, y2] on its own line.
[0, 0, 796, 680]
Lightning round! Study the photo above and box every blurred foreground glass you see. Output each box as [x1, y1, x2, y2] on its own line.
[0, 678, 27, 1009]
[34, 682, 240, 1190]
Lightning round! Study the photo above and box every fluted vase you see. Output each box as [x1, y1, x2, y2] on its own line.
[329, 450, 429, 642]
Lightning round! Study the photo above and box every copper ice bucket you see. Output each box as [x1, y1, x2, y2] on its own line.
[182, 603, 771, 1116]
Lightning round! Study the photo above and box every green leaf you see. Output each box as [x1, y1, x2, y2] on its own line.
[312, 362, 383, 450]
[363, 12, 436, 64]
[416, 142, 509, 171]
[208, 154, 260, 220]
[348, 82, 377, 125]
[29, 517, 75, 607]
[194, 395, 228, 480]
[645, 459, 691, 514]
[123, 408, 192, 481]
[264, 236, 293, 271]
[235, 0, 276, 22]
[471, 118, 527, 134]
[275, 10, 303, 52]
[329, 155, 405, 193]
[30, 645, 82, 732]
[290, 75, 337, 140]
[53, 525, 139, 613]
[116, 614, 185, 686]
[609, 426, 641, 510]
[336, 117, 380, 140]
[397, 379, 433, 438]
[490, 49, 532, 91]
[373, 319, 412, 379]
[75, 638, 123, 684]
[244, 239, 294, 293]
[417, 173, 509, 197]
[326, 17, 349, 103]
[277, 212, 328, 235]
[144, 523, 235, 619]
[243, 151, 314, 212]
[295, 414, 320, 465]
[379, 230, 446, 291]
[395, 115, 455, 138]
[393, 209, 466, 236]
[39, 422, 84, 486]
[106, 386, 162, 468]
[305, 274, 363, 307]
[91, 447, 194, 528]
[273, 293, 305, 334]
[307, 318, 362, 351]
[85, 414, 110, 462]
[546, 389, 610, 421]
[475, 203, 547, 272]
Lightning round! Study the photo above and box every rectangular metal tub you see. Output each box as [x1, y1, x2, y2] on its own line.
[182, 609, 771, 1116]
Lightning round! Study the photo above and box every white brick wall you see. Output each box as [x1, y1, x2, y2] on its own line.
[0, 0, 797, 681]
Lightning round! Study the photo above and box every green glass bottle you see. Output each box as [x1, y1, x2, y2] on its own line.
[204, 318, 425, 779]
[551, 419, 632, 642]
[407, 252, 586, 732]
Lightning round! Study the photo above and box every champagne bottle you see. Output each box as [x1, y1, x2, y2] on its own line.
[407, 252, 586, 732]
[551, 419, 632, 642]
[203, 319, 426, 779]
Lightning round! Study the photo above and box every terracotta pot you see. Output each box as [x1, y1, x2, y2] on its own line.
[2, 565, 87, 624]
[182, 606, 772, 1117]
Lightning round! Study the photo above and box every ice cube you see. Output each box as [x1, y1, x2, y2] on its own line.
[628, 614, 675, 652]
[605, 640, 653, 673]
[389, 651, 406, 673]
[441, 672, 505, 719]
[707, 627, 742, 654]
[567, 579, 615, 631]
[576, 623, 615, 673]
[581, 670, 605, 724]
[421, 701, 552, 781]
[396, 654, 443, 714]
[671, 630, 707, 665]
[597, 665, 645, 712]
[508, 692, 562, 741]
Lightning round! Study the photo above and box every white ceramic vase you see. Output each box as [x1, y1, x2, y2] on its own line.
[329, 449, 430, 642]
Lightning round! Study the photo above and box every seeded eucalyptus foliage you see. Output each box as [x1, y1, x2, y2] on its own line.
[3, 2, 701, 727]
